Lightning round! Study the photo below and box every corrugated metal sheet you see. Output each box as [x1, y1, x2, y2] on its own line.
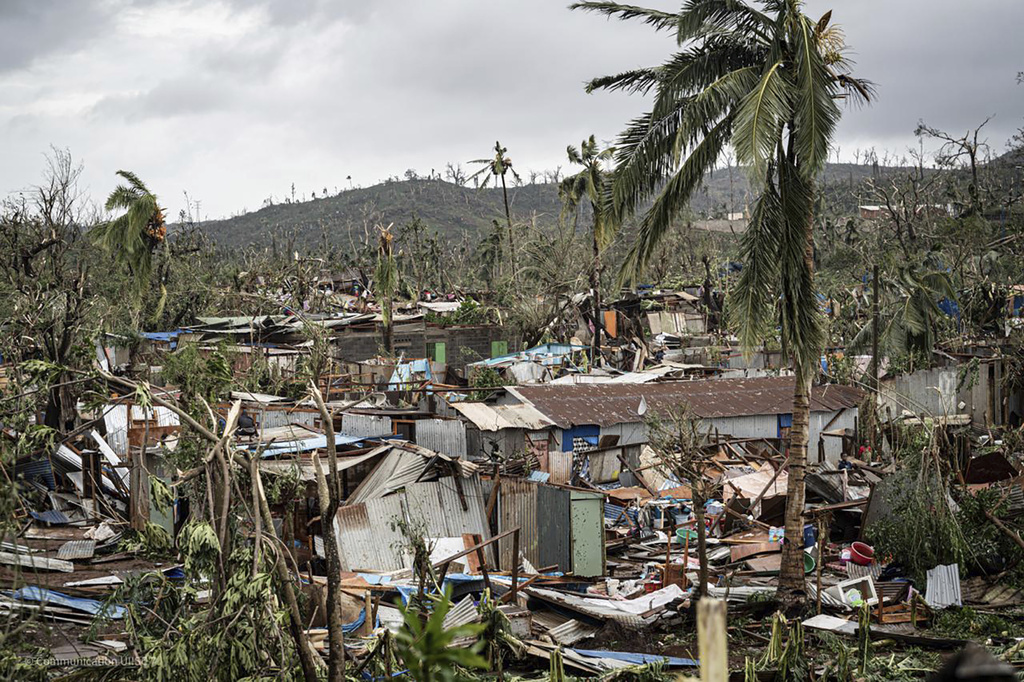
[548, 619, 601, 645]
[258, 408, 316, 431]
[103, 404, 180, 456]
[925, 563, 962, 609]
[405, 478, 494, 564]
[510, 378, 864, 427]
[442, 595, 480, 630]
[548, 452, 573, 486]
[451, 403, 554, 431]
[498, 478, 539, 569]
[335, 498, 407, 572]
[57, 540, 96, 561]
[416, 419, 467, 458]
[342, 413, 393, 438]
[336, 477, 491, 572]
[537, 484, 572, 573]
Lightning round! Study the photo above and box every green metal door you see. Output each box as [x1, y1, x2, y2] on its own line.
[570, 491, 605, 577]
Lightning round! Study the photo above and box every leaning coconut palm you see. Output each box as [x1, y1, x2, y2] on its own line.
[375, 223, 399, 356]
[468, 142, 521, 278]
[573, 0, 871, 603]
[559, 135, 617, 363]
[91, 170, 166, 293]
[850, 260, 957, 363]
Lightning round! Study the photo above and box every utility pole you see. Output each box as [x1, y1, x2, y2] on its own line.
[870, 265, 879, 460]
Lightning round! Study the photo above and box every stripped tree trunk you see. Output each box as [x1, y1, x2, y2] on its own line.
[590, 229, 602, 366]
[311, 385, 346, 682]
[500, 173, 515, 277]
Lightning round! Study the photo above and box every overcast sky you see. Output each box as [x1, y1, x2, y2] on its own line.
[2, 0, 1022, 220]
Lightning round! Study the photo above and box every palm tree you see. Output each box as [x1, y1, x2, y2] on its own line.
[469, 141, 521, 277]
[573, 0, 871, 603]
[560, 135, 617, 363]
[375, 224, 398, 356]
[851, 260, 957, 365]
[91, 170, 165, 292]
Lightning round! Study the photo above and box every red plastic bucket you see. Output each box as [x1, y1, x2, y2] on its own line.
[849, 541, 875, 566]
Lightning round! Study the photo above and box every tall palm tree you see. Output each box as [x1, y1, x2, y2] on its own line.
[91, 170, 165, 292]
[560, 135, 617, 363]
[573, 0, 871, 602]
[469, 141, 521, 277]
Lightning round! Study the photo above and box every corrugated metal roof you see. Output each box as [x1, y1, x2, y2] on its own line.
[416, 419, 467, 458]
[548, 619, 600, 645]
[442, 595, 480, 630]
[510, 378, 863, 427]
[452, 402, 554, 431]
[57, 540, 96, 561]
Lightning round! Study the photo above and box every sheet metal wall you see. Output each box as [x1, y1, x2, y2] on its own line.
[547, 451, 573, 485]
[405, 477, 494, 564]
[537, 484, 572, 573]
[497, 478, 538, 569]
[880, 368, 958, 422]
[336, 477, 493, 572]
[103, 404, 180, 456]
[415, 419, 468, 458]
[342, 413, 393, 438]
[258, 407, 317, 431]
[335, 497, 408, 572]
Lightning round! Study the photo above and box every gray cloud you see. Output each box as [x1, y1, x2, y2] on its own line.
[1, 0, 1022, 220]
[0, 1, 113, 72]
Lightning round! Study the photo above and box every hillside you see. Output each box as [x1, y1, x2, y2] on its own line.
[197, 162, 900, 248]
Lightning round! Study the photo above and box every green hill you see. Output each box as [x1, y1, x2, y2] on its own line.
[197, 163, 908, 249]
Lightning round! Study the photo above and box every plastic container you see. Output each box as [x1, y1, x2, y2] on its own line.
[803, 524, 817, 549]
[676, 528, 699, 542]
[804, 552, 816, 574]
[849, 541, 875, 566]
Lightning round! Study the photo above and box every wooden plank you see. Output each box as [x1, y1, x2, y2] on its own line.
[698, 598, 727, 682]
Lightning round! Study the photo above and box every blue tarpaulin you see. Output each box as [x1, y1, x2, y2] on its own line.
[571, 648, 698, 667]
[387, 359, 433, 390]
[11, 586, 125, 619]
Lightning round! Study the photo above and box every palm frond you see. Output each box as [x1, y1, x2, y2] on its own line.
[730, 172, 783, 352]
[676, 0, 772, 44]
[585, 67, 661, 95]
[732, 60, 790, 179]
[610, 106, 688, 223]
[570, 2, 678, 31]
[791, 14, 840, 178]
[618, 115, 732, 286]
[775, 159, 822, 370]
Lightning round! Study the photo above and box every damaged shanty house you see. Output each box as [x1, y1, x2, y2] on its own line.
[450, 377, 864, 475]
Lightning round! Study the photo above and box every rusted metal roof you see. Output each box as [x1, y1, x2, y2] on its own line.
[510, 377, 863, 427]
